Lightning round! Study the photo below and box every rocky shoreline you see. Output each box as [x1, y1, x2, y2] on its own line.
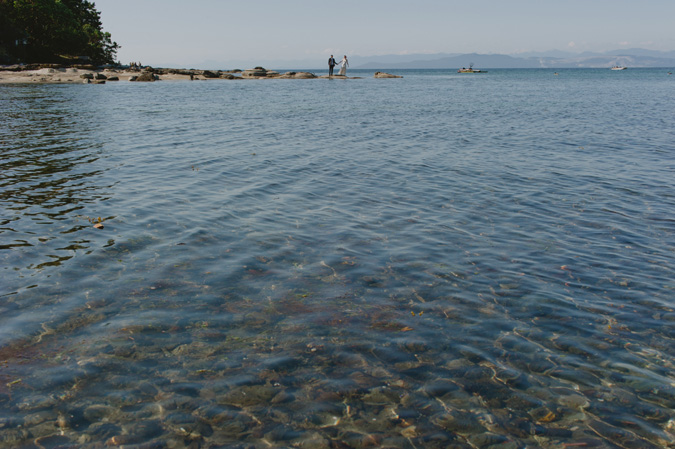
[0, 64, 402, 83]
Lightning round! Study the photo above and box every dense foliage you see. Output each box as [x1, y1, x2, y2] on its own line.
[0, 0, 119, 64]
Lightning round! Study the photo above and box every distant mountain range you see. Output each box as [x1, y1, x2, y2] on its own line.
[354, 49, 675, 69]
[165, 48, 675, 72]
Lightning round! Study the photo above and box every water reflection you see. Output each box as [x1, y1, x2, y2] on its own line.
[0, 86, 111, 281]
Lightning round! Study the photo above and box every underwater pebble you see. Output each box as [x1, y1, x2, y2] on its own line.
[557, 393, 590, 409]
[0, 428, 31, 444]
[83, 404, 117, 423]
[83, 422, 121, 440]
[17, 395, 58, 411]
[23, 411, 54, 427]
[221, 385, 277, 407]
[34, 434, 72, 449]
[292, 431, 331, 449]
[433, 410, 487, 435]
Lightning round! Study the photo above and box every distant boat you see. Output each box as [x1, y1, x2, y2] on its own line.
[458, 64, 487, 73]
[611, 65, 627, 70]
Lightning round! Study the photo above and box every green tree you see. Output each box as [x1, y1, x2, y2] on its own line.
[0, 0, 119, 64]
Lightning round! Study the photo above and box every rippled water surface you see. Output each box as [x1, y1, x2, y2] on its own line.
[1, 69, 674, 448]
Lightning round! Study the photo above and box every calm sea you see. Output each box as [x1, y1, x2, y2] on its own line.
[1, 68, 674, 448]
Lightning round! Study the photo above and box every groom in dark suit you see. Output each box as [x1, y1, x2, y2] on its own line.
[328, 55, 337, 76]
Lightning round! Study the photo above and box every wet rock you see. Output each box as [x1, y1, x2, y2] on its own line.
[80, 73, 94, 79]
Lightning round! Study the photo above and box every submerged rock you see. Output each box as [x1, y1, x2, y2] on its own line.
[374, 72, 403, 78]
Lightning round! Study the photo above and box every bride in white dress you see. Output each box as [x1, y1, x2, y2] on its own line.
[338, 55, 349, 76]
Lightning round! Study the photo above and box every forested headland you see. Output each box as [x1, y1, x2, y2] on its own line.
[0, 0, 119, 65]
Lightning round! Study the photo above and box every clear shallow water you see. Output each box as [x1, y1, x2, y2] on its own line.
[1, 68, 674, 448]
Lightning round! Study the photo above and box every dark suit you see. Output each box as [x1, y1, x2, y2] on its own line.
[328, 57, 337, 76]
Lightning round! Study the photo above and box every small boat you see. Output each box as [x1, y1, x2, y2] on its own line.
[610, 65, 627, 70]
[458, 64, 487, 73]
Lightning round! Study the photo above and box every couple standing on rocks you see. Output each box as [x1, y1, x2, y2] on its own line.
[328, 55, 348, 76]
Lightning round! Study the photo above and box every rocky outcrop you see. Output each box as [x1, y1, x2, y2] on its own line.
[201, 70, 219, 78]
[280, 71, 317, 79]
[374, 72, 402, 78]
[241, 67, 269, 78]
[132, 72, 157, 82]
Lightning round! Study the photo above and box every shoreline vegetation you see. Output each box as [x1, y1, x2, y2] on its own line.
[0, 64, 403, 84]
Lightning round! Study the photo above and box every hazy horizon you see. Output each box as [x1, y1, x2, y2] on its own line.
[94, 0, 675, 69]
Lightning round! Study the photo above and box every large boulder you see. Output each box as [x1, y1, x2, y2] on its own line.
[133, 72, 157, 82]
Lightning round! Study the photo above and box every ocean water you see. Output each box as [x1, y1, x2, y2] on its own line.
[1, 68, 674, 448]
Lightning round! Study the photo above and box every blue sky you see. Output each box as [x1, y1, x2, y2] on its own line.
[94, 0, 675, 68]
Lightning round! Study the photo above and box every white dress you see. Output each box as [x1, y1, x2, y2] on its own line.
[338, 58, 348, 76]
